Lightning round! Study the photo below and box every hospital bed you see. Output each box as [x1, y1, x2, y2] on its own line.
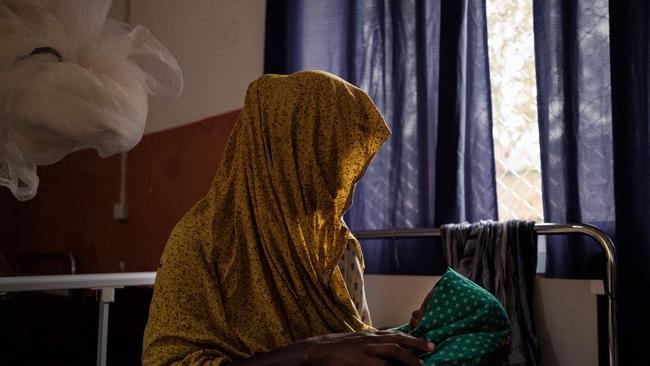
[0, 222, 617, 366]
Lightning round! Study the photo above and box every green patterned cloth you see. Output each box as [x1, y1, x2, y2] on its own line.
[392, 268, 511, 366]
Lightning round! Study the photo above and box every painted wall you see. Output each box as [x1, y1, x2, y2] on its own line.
[0, 112, 239, 273]
[130, 0, 266, 133]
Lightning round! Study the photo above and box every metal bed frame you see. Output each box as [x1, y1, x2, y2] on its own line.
[0, 271, 157, 366]
[354, 222, 618, 366]
[0, 223, 617, 366]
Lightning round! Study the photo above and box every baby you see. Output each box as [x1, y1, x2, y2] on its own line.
[392, 268, 511, 366]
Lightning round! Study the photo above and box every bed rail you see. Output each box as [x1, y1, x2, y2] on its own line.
[0, 271, 156, 366]
[0, 223, 617, 366]
[354, 222, 618, 366]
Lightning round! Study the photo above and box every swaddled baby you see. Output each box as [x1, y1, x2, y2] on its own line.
[392, 268, 511, 366]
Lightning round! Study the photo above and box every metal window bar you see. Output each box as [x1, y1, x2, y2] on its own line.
[354, 222, 618, 366]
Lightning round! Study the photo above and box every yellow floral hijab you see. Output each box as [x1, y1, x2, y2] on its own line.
[142, 71, 390, 365]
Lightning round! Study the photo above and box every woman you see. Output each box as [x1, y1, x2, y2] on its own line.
[142, 71, 434, 365]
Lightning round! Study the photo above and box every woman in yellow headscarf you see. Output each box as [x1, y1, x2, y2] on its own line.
[142, 71, 434, 365]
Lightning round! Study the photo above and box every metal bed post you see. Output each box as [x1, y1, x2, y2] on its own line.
[0, 272, 157, 366]
[96, 287, 115, 366]
[354, 222, 618, 366]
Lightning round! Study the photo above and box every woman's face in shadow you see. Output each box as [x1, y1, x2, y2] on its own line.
[408, 287, 438, 331]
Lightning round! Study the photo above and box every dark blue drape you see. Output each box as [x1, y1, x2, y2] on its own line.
[535, 0, 650, 363]
[265, 0, 498, 275]
[609, 1, 650, 364]
[533, 0, 613, 279]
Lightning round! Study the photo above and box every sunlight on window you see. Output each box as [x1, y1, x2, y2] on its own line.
[486, 0, 543, 222]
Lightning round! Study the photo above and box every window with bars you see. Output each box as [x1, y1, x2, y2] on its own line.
[486, 0, 542, 222]
[486, 0, 546, 272]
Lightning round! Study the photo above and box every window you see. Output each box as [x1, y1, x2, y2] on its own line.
[487, 0, 546, 271]
[487, 0, 542, 222]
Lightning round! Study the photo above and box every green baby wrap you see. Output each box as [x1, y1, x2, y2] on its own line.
[392, 268, 511, 365]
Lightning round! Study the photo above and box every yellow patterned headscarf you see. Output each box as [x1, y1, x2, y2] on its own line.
[142, 71, 390, 365]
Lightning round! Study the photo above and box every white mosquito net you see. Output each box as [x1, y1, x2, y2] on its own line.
[0, 0, 183, 200]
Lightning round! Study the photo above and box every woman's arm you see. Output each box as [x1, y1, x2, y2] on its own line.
[232, 331, 435, 366]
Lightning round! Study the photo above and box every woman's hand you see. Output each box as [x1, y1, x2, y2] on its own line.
[232, 330, 434, 366]
[298, 330, 434, 366]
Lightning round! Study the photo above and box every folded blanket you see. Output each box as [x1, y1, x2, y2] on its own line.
[392, 268, 511, 366]
[442, 220, 540, 366]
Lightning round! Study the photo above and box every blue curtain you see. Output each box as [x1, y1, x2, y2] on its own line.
[608, 1, 650, 364]
[265, 0, 498, 275]
[534, 0, 650, 363]
[533, 0, 613, 279]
